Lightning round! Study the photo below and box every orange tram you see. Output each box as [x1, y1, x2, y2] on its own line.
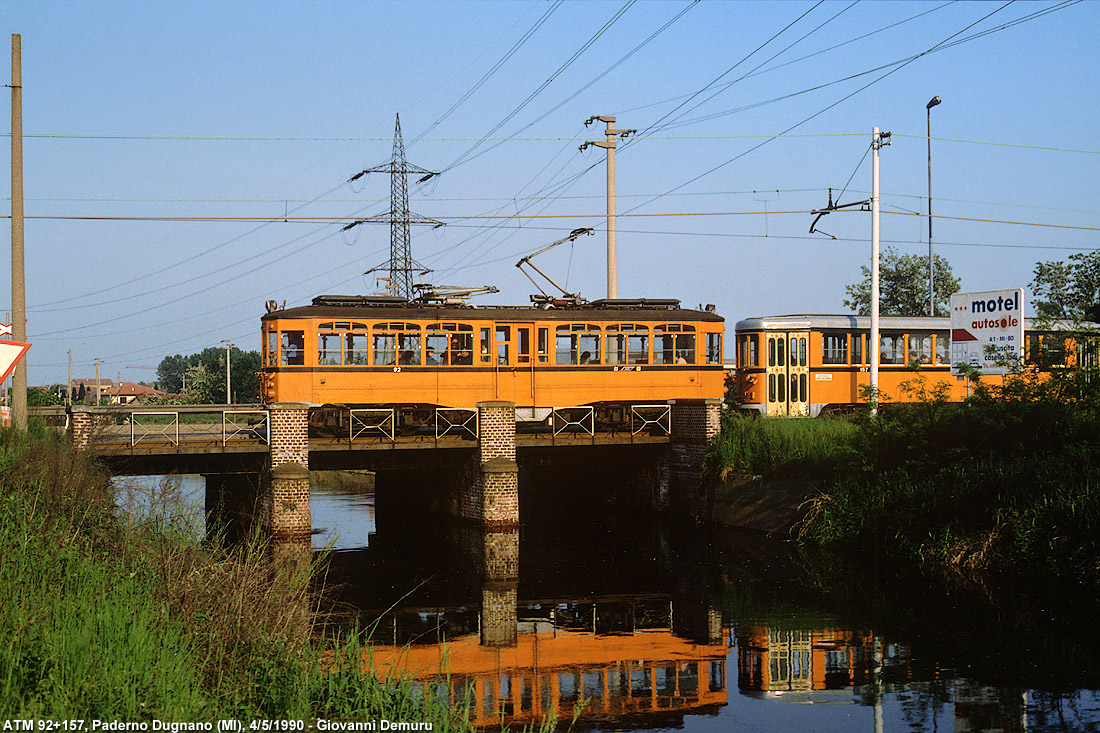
[734, 313, 1091, 417]
[260, 295, 726, 419]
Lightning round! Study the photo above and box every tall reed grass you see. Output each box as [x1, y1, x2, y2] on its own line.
[708, 411, 860, 478]
[0, 424, 489, 727]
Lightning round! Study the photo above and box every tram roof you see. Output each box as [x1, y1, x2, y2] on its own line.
[263, 295, 724, 323]
[734, 314, 1080, 331]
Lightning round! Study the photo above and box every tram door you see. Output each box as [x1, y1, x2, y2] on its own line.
[493, 323, 536, 402]
[765, 331, 810, 416]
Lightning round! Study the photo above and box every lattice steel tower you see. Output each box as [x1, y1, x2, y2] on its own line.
[343, 114, 443, 299]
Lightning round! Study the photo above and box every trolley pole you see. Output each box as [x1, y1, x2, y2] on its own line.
[926, 95, 941, 316]
[11, 35, 26, 429]
[870, 127, 891, 417]
[581, 116, 634, 300]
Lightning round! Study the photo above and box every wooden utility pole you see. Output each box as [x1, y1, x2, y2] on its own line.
[11, 35, 26, 429]
[94, 358, 102, 406]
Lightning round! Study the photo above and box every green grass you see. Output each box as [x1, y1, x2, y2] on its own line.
[708, 411, 860, 478]
[711, 396, 1100, 587]
[0, 424, 489, 727]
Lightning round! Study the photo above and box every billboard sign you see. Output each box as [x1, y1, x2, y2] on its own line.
[950, 288, 1025, 376]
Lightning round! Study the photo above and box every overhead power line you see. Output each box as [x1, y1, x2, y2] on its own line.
[7, 209, 1099, 232]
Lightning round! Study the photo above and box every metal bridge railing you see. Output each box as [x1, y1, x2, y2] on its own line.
[630, 404, 671, 436]
[550, 406, 595, 437]
[435, 408, 478, 440]
[130, 411, 180, 446]
[349, 408, 396, 441]
[222, 410, 269, 445]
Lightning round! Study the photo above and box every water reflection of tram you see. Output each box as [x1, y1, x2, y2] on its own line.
[735, 314, 1090, 417]
[260, 295, 725, 427]
[367, 596, 728, 729]
[736, 626, 909, 695]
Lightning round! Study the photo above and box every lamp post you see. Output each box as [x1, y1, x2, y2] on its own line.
[926, 95, 941, 316]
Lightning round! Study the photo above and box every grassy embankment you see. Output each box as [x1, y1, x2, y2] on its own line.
[711, 376, 1100, 586]
[0, 423, 491, 726]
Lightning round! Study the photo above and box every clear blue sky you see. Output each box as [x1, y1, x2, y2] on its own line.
[3, 0, 1098, 386]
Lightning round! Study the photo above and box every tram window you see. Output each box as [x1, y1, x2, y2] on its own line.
[767, 337, 775, 367]
[373, 333, 396, 366]
[426, 334, 447, 365]
[537, 328, 549, 363]
[318, 321, 366, 331]
[790, 374, 799, 402]
[801, 373, 808, 400]
[556, 324, 600, 365]
[556, 331, 573, 364]
[318, 332, 341, 365]
[776, 336, 786, 367]
[934, 332, 949, 365]
[579, 333, 600, 364]
[909, 335, 933, 365]
[853, 334, 863, 365]
[345, 332, 368, 365]
[517, 328, 531, 364]
[265, 329, 277, 367]
[707, 333, 722, 364]
[280, 331, 304, 366]
[776, 374, 786, 403]
[451, 333, 473, 365]
[799, 337, 807, 366]
[768, 374, 776, 403]
[607, 333, 627, 365]
[880, 335, 904, 365]
[496, 326, 510, 365]
[655, 327, 693, 364]
[398, 333, 421, 365]
[748, 336, 758, 366]
[480, 328, 491, 364]
[629, 333, 649, 364]
[822, 334, 848, 365]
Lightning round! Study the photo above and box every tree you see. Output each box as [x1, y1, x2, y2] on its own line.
[77, 383, 86, 403]
[844, 247, 960, 316]
[1030, 250, 1100, 321]
[158, 346, 262, 404]
[26, 387, 60, 407]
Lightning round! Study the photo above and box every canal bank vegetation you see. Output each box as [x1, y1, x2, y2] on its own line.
[0, 423, 482, 727]
[712, 371, 1100, 587]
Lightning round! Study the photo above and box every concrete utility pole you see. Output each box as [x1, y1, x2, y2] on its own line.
[11, 35, 26, 429]
[223, 340, 232, 404]
[580, 116, 635, 300]
[871, 127, 891, 417]
[67, 349, 72, 406]
[94, 358, 102, 406]
[926, 95, 941, 316]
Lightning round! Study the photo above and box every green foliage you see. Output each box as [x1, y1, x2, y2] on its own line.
[1030, 248, 1100, 320]
[158, 347, 261, 403]
[26, 386, 61, 406]
[708, 411, 860, 477]
[0, 428, 480, 727]
[843, 247, 960, 317]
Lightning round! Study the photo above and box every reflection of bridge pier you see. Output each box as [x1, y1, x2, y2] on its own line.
[481, 529, 519, 647]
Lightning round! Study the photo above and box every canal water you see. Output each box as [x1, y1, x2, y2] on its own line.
[120, 474, 1100, 732]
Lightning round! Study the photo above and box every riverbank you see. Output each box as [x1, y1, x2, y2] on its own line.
[0, 424, 476, 726]
[710, 396, 1100, 588]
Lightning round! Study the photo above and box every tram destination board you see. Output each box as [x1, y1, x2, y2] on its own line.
[949, 287, 1024, 376]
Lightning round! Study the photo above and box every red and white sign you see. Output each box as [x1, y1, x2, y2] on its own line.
[950, 288, 1024, 376]
[0, 322, 11, 338]
[0, 340, 31, 384]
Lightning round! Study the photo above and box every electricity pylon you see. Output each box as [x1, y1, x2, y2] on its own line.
[343, 114, 444, 300]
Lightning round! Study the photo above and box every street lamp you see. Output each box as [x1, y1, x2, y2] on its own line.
[926, 95, 941, 316]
